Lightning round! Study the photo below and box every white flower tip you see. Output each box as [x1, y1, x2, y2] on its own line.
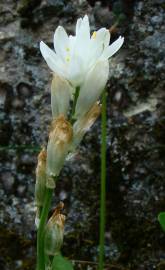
[83, 14, 89, 20]
[55, 25, 65, 34]
[40, 41, 46, 53]
[40, 40, 44, 47]
[54, 26, 61, 40]
[81, 14, 89, 25]
[119, 36, 124, 45]
[40, 41, 51, 59]
[40, 41, 45, 56]
[112, 36, 124, 55]
[57, 25, 62, 30]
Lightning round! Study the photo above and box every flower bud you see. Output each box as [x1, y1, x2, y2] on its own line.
[71, 102, 101, 150]
[51, 74, 73, 118]
[45, 202, 65, 256]
[75, 60, 109, 118]
[46, 115, 73, 188]
[35, 148, 47, 207]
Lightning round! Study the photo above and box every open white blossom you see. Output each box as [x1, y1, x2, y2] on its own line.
[40, 15, 124, 87]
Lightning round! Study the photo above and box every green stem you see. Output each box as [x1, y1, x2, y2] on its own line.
[98, 90, 107, 270]
[37, 188, 53, 270]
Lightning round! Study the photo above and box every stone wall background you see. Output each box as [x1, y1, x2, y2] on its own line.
[0, 0, 165, 269]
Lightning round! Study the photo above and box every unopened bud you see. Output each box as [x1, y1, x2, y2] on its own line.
[46, 115, 73, 188]
[35, 148, 47, 206]
[75, 61, 109, 118]
[45, 202, 65, 256]
[51, 74, 73, 118]
[72, 102, 101, 150]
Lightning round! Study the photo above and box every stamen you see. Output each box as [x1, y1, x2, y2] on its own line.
[92, 31, 97, 39]
[66, 47, 70, 52]
[66, 57, 70, 62]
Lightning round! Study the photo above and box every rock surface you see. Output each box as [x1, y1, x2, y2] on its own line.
[0, 0, 165, 269]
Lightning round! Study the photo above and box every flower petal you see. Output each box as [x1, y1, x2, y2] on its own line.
[54, 26, 69, 59]
[75, 18, 83, 35]
[74, 15, 90, 58]
[40, 41, 65, 76]
[85, 28, 110, 70]
[75, 60, 109, 118]
[81, 15, 90, 39]
[67, 54, 85, 86]
[101, 36, 124, 60]
[91, 28, 110, 48]
[87, 44, 104, 70]
[103, 29, 111, 47]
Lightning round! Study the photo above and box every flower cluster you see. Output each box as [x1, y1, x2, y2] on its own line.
[35, 15, 124, 267]
[35, 14, 124, 195]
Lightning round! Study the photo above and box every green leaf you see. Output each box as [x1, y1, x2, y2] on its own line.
[158, 212, 165, 232]
[52, 254, 74, 270]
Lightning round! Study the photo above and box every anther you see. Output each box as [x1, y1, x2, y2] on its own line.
[92, 31, 97, 39]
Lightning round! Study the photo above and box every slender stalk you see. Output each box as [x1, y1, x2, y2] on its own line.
[98, 90, 107, 270]
[36, 85, 80, 270]
[37, 188, 53, 270]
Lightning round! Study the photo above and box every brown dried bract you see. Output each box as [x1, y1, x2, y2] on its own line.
[53, 201, 64, 215]
[77, 102, 101, 133]
[49, 202, 66, 229]
[36, 148, 47, 176]
[49, 115, 73, 144]
[37, 147, 47, 162]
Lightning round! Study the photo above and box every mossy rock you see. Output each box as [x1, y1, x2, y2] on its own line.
[157, 260, 165, 270]
[17, 0, 41, 16]
[108, 264, 127, 270]
[0, 226, 34, 269]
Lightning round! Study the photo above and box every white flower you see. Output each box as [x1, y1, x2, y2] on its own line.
[40, 15, 124, 87]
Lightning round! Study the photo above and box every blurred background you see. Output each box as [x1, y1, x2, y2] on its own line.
[0, 0, 165, 269]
